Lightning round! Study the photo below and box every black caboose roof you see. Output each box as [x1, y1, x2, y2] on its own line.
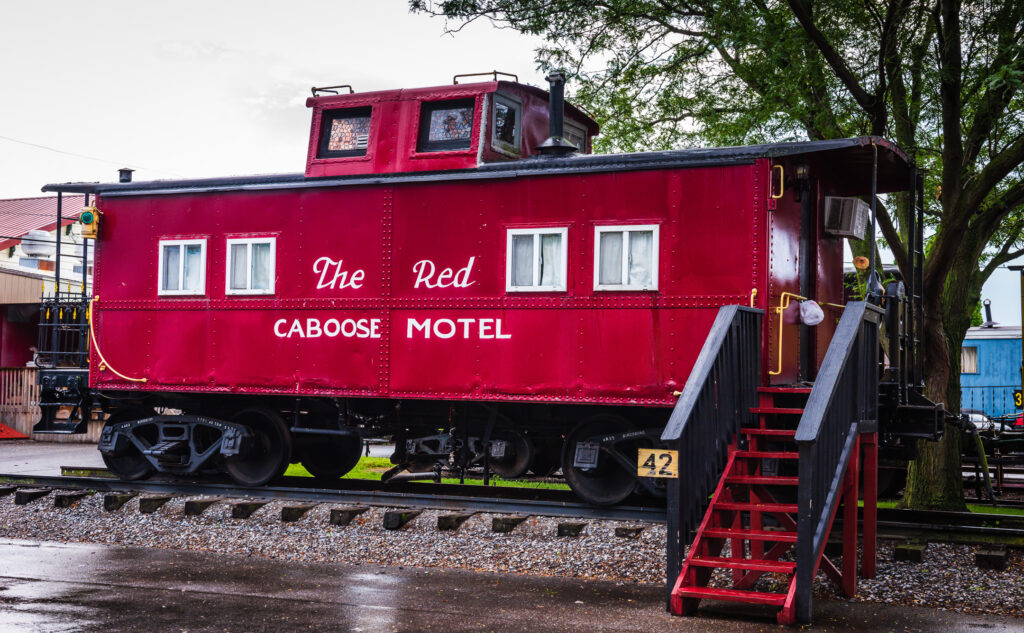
[43, 136, 911, 197]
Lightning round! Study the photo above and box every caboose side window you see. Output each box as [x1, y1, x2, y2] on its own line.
[506, 228, 568, 292]
[417, 98, 475, 152]
[317, 107, 372, 159]
[594, 225, 659, 291]
[491, 93, 521, 156]
[157, 239, 206, 296]
[225, 237, 276, 296]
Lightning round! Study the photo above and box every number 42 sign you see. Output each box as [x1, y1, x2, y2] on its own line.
[637, 448, 679, 478]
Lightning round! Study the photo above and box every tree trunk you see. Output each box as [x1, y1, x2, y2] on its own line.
[903, 253, 979, 511]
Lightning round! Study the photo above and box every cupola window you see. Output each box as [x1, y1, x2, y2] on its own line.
[418, 99, 475, 152]
[318, 107, 371, 158]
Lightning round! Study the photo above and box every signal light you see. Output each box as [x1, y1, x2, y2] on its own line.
[81, 206, 100, 239]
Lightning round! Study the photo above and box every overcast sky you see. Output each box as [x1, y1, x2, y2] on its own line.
[1, 1, 1019, 324]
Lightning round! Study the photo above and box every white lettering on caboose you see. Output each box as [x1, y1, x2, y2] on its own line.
[274, 318, 381, 339]
[406, 318, 511, 339]
[313, 257, 365, 290]
[412, 257, 476, 288]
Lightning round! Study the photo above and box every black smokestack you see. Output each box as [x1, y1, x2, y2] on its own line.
[982, 299, 996, 328]
[536, 71, 578, 157]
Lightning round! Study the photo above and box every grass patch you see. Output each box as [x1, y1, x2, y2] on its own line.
[966, 504, 1024, 516]
[285, 456, 569, 490]
[861, 499, 1024, 516]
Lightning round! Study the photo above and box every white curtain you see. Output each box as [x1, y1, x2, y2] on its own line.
[230, 244, 248, 290]
[628, 230, 654, 287]
[182, 244, 202, 291]
[540, 233, 562, 287]
[511, 234, 533, 286]
[599, 232, 623, 285]
[162, 245, 180, 291]
[251, 243, 271, 290]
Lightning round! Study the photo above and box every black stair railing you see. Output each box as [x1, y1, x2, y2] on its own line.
[661, 305, 763, 605]
[794, 301, 882, 622]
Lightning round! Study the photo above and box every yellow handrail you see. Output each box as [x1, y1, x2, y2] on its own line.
[89, 295, 147, 383]
[769, 292, 807, 376]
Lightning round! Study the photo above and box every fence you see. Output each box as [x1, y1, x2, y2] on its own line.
[0, 367, 101, 442]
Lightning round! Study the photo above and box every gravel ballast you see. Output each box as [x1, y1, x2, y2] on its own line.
[1, 491, 1021, 618]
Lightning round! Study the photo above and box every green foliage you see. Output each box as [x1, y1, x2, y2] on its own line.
[971, 301, 983, 327]
[414, 0, 1024, 510]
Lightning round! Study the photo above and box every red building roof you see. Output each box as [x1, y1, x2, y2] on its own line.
[0, 195, 85, 251]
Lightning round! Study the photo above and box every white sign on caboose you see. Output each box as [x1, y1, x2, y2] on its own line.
[272, 256, 510, 340]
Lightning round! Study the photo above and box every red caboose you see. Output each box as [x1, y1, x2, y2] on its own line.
[39, 73, 912, 506]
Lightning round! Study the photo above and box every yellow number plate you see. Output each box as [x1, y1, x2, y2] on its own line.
[637, 448, 679, 478]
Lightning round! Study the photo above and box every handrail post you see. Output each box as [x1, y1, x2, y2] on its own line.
[795, 441, 814, 623]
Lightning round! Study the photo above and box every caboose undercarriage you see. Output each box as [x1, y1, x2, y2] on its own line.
[90, 391, 671, 505]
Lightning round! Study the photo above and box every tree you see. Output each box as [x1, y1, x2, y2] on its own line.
[413, 0, 1024, 510]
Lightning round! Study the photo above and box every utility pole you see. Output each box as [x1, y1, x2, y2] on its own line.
[1008, 265, 1024, 412]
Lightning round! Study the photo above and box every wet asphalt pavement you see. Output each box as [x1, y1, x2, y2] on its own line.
[0, 539, 1021, 632]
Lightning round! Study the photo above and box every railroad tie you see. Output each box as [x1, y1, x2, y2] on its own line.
[893, 542, 927, 563]
[437, 512, 476, 531]
[976, 546, 1009, 571]
[14, 489, 51, 505]
[231, 501, 269, 519]
[184, 498, 221, 516]
[383, 509, 422, 530]
[329, 506, 369, 526]
[281, 504, 316, 523]
[492, 515, 529, 534]
[614, 526, 644, 539]
[139, 495, 173, 514]
[103, 493, 137, 512]
[54, 491, 88, 508]
[557, 522, 585, 537]
[0, 486, 16, 497]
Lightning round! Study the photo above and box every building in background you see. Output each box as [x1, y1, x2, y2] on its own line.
[961, 324, 1022, 419]
[0, 195, 93, 440]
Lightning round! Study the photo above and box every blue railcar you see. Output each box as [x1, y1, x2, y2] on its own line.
[960, 325, 1022, 418]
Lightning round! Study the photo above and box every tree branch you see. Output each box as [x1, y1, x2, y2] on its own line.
[785, 0, 884, 129]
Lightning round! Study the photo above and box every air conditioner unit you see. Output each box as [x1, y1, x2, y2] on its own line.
[20, 229, 56, 257]
[823, 196, 869, 240]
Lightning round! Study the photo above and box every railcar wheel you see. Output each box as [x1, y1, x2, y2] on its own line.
[101, 407, 157, 481]
[561, 415, 645, 506]
[489, 430, 533, 479]
[224, 408, 292, 487]
[299, 434, 362, 482]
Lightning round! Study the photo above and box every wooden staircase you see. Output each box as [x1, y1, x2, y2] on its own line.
[670, 386, 808, 623]
[662, 302, 880, 625]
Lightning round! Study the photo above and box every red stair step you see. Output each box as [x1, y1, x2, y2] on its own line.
[702, 527, 798, 543]
[734, 450, 799, 459]
[740, 428, 797, 438]
[689, 556, 796, 573]
[713, 501, 798, 513]
[750, 407, 804, 415]
[725, 475, 799, 486]
[674, 585, 788, 606]
[758, 387, 812, 394]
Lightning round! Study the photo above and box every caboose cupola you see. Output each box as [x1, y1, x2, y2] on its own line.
[304, 72, 599, 178]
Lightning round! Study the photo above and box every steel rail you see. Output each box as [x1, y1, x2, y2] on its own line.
[0, 473, 667, 523]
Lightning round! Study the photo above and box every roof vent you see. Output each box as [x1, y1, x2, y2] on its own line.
[118, 168, 134, 183]
[823, 196, 869, 240]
